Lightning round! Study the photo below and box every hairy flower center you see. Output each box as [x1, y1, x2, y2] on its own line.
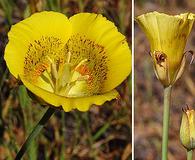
[23, 35, 108, 97]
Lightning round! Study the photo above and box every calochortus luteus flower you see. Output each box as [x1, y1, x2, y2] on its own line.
[5, 11, 131, 112]
[180, 106, 195, 151]
[136, 12, 194, 87]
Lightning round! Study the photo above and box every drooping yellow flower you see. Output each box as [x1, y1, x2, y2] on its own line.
[180, 107, 195, 151]
[136, 12, 194, 87]
[5, 11, 131, 112]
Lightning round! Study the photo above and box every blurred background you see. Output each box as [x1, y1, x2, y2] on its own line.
[0, 0, 131, 159]
[135, 0, 195, 160]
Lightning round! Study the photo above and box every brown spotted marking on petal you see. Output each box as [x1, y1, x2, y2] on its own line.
[23, 34, 109, 96]
[24, 36, 65, 82]
[65, 34, 109, 94]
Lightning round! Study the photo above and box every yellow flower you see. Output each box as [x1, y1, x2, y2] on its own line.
[180, 107, 195, 150]
[136, 12, 194, 87]
[4, 11, 131, 112]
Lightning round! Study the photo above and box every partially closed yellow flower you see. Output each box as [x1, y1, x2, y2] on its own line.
[136, 12, 194, 87]
[5, 11, 131, 112]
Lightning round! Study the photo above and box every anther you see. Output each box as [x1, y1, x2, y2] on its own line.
[75, 59, 88, 70]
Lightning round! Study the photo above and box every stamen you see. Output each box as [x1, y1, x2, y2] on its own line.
[64, 81, 76, 95]
[58, 72, 90, 96]
[51, 63, 58, 80]
[46, 56, 53, 63]
[46, 56, 58, 80]
[40, 73, 55, 89]
[43, 55, 90, 96]
[67, 51, 71, 63]
[58, 63, 72, 88]
[74, 59, 88, 71]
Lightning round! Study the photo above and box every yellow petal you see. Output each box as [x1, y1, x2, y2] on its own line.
[4, 11, 72, 78]
[20, 75, 119, 112]
[69, 13, 131, 92]
[136, 12, 194, 58]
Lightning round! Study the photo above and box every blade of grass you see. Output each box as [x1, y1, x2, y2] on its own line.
[0, 0, 13, 25]
[15, 107, 55, 160]
[46, 0, 61, 12]
[18, 85, 38, 160]
[83, 112, 93, 146]
[60, 112, 66, 160]
[78, 0, 85, 12]
[118, 0, 126, 34]
[83, 112, 98, 158]
[18, 85, 30, 109]
[92, 123, 110, 141]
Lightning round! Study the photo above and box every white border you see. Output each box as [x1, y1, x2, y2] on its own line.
[131, 0, 134, 159]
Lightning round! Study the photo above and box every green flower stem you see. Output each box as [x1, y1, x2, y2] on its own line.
[15, 107, 56, 160]
[162, 86, 172, 160]
[187, 150, 193, 160]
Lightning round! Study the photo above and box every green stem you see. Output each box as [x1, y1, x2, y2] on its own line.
[15, 107, 56, 160]
[187, 150, 193, 160]
[162, 86, 172, 160]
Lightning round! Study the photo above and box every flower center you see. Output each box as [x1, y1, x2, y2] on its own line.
[23, 35, 108, 97]
[41, 52, 90, 97]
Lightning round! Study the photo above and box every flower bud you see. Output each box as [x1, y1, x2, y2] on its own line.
[180, 107, 195, 150]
